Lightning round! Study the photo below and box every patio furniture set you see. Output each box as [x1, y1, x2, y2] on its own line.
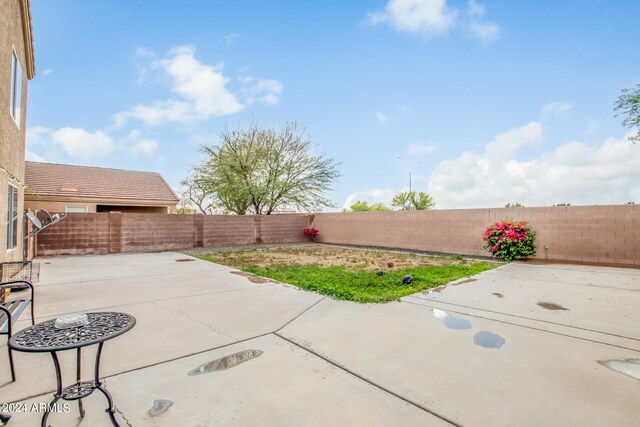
[1, 261, 135, 426]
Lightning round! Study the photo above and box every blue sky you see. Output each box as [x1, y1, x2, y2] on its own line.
[26, 0, 640, 209]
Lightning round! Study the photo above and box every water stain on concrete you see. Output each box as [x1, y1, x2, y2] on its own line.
[175, 258, 195, 262]
[417, 291, 440, 299]
[149, 400, 173, 416]
[492, 293, 505, 298]
[417, 286, 446, 299]
[231, 271, 279, 284]
[537, 302, 569, 310]
[453, 278, 477, 286]
[188, 350, 264, 375]
[431, 308, 472, 330]
[474, 331, 505, 349]
[598, 359, 640, 381]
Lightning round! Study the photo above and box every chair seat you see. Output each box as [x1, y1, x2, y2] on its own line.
[0, 299, 32, 334]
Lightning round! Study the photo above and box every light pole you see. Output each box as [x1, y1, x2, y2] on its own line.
[397, 157, 423, 193]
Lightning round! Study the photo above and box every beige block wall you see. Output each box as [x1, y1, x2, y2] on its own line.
[312, 205, 640, 266]
[32, 207, 640, 267]
[0, 0, 29, 262]
[36, 213, 312, 256]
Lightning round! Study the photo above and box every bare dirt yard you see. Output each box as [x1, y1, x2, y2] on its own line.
[194, 244, 498, 303]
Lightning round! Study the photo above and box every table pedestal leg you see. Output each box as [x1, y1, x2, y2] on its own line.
[42, 352, 62, 427]
[78, 399, 85, 419]
[95, 342, 120, 426]
[76, 348, 85, 419]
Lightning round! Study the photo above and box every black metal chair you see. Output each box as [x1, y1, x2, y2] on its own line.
[0, 261, 33, 291]
[0, 280, 35, 382]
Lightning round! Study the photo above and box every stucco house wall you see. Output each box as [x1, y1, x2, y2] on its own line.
[24, 199, 173, 214]
[0, 0, 34, 262]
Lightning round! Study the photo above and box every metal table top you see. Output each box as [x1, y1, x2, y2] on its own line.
[8, 312, 136, 353]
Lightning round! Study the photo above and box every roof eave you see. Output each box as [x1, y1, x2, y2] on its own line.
[25, 194, 180, 204]
[20, 0, 36, 79]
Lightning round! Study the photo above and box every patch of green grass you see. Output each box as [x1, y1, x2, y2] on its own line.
[195, 253, 497, 303]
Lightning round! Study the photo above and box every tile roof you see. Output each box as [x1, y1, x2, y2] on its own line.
[25, 162, 179, 203]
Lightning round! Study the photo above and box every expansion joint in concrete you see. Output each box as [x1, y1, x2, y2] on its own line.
[273, 332, 463, 427]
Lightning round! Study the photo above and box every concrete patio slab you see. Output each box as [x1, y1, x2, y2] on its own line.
[2, 253, 639, 426]
[1, 254, 322, 400]
[404, 263, 640, 350]
[279, 297, 640, 427]
[35, 252, 237, 286]
[482, 262, 640, 291]
[9, 334, 444, 426]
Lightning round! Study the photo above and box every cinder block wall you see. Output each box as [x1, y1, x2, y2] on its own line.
[36, 213, 111, 256]
[312, 205, 639, 266]
[36, 213, 312, 256]
[119, 214, 195, 253]
[35, 206, 639, 267]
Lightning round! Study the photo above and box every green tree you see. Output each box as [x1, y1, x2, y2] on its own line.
[505, 202, 525, 208]
[183, 122, 341, 214]
[626, 201, 635, 205]
[614, 84, 640, 143]
[180, 171, 219, 214]
[350, 201, 390, 211]
[350, 200, 372, 212]
[391, 191, 435, 210]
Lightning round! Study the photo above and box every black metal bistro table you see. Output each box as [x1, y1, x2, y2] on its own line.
[8, 312, 136, 427]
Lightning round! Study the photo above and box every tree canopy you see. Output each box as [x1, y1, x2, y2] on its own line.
[391, 191, 435, 210]
[614, 84, 640, 143]
[349, 200, 390, 212]
[182, 122, 341, 214]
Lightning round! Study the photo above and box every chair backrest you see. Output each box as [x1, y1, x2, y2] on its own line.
[0, 261, 32, 282]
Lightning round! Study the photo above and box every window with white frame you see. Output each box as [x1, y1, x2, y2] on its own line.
[6, 184, 18, 250]
[10, 48, 23, 127]
[65, 206, 88, 213]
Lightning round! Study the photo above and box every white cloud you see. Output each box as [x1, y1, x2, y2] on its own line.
[114, 46, 244, 127]
[26, 127, 55, 162]
[240, 76, 283, 105]
[134, 47, 156, 58]
[376, 112, 387, 123]
[466, 0, 485, 17]
[585, 118, 599, 134]
[27, 127, 160, 161]
[468, 21, 499, 44]
[465, 0, 499, 43]
[223, 33, 240, 45]
[127, 138, 158, 157]
[25, 150, 47, 162]
[368, 0, 457, 36]
[428, 122, 640, 208]
[42, 68, 53, 76]
[26, 126, 54, 144]
[369, 0, 499, 43]
[50, 128, 116, 161]
[408, 143, 437, 155]
[542, 102, 573, 118]
[343, 189, 396, 210]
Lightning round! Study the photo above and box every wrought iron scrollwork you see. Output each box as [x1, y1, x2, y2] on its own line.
[12, 312, 134, 351]
[62, 381, 95, 400]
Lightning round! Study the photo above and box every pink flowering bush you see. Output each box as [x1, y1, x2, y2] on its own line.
[303, 227, 319, 242]
[482, 219, 536, 261]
